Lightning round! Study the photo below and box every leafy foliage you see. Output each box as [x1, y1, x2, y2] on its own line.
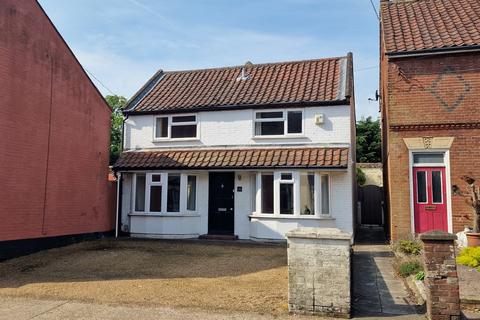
[357, 168, 366, 186]
[356, 116, 381, 163]
[398, 260, 423, 278]
[398, 239, 422, 255]
[414, 271, 425, 281]
[105, 95, 126, 165]
[457, 247, 480, 271]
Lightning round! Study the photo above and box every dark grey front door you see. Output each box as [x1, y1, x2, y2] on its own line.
[208, 172, 235, 234]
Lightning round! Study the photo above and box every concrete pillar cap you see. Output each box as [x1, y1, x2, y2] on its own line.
[286, 227, 352, 240]
[419, 230, 457, 241]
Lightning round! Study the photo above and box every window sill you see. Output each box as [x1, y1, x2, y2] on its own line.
[152, 138, 200, 142]
[129, 212, 201, 217]
[252, 135, 305, 140]
[249, 214, 335, 220]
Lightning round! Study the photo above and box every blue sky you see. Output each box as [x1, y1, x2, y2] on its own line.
[38, 0, 380, 119]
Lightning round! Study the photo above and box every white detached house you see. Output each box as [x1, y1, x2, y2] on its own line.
[114, 54, 356, 240]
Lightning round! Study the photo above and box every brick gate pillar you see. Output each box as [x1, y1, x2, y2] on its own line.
[419, 230, 460, 320]
[286, 227, 352, 318]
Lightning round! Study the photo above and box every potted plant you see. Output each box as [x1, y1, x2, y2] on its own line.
[452, 176, 480, 247]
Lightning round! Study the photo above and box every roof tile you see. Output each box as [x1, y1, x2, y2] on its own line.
[114, 147, 349, 170]
[381, 0, 480, 54]
[126, 56, 349, 113]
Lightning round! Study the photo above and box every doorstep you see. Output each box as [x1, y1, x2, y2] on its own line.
[198, 234, 239, 241]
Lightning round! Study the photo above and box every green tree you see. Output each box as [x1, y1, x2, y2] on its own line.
[106, 95, 126, 164]
[356, 116, 381, 163]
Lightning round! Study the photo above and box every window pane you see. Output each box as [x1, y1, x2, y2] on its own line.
[149, 185, 162, 212]
[172, 115, 196, 123]
[300, 174, 315, 215]
[155, 117, 168, 138]
[261, 174, 274, 214]
[432, 171, 442, 203]
[151, 174, 161, 182]
[416, 171, 427, 203]
[256, 111, 283, 119]
[171, 125, 197, 138]
[135, 174, 146, 212]
[287, 111, 302, 134]
[280, 183, 294, 214]
[187, 175, 197, 211]
[321, 175, 330, 214]
[281, 173, 292, 180]
[413, 153, 444, 164]
[167, 174, 181, 212]
[255, 121, 284, 135]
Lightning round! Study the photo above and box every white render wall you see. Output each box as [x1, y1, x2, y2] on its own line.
[124, 105, 351, 150]
[120, 168, 354, 240]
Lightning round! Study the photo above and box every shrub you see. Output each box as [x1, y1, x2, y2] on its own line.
[414, 271, 425, 281]
[457, 247, 480, 271]
[398, 260, 423, 278]
[398, 239, 422, 255]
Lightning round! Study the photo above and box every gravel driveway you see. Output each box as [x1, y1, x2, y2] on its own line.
[0, 239, 288, 315]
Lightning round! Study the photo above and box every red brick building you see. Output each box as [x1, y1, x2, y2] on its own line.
[0, 0, 115, 252]
[380, 0, 480, 241]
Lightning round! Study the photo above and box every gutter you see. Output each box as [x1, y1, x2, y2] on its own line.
[386, 45, 480, 59]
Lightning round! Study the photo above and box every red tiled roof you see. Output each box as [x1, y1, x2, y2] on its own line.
[381, 0, 480, 54]
[125, 55, 351, 114]
[113, 147, 349, 170]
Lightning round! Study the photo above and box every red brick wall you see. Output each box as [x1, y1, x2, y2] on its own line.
[381, 51, 480, 241]
[0, 0, 115, 241]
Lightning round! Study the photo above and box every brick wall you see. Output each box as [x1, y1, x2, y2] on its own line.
[381, 50, 480, 241]
[0, 0, 114, 241]
[419, 231, 460, 320]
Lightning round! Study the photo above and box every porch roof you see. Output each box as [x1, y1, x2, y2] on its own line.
[113, 147, 349, 171]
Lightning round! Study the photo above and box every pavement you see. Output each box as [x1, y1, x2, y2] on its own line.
[352, 244, 424, 319]
[0, 295, 428, 320]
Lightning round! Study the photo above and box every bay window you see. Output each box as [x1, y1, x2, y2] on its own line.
[300, 173, 315, 215]
[135, 174, 146, 212]
[254, 171, 330, 216]
[167, 174, 181, 212]
[133, 172, 197, 213]
[154, 114, 198, 139]
[187, 175, 197, 211]
[261, 173, 274, 214]
[279, 173, 294, 215]
[254, 109, 303, 136]
[149, 174, 163, 212]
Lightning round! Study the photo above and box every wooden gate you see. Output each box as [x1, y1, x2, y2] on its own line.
[358, 185, 384, 226]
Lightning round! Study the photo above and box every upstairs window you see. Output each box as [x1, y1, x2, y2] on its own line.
[154, 114, 198, 139]
[254, 110, 303, 136]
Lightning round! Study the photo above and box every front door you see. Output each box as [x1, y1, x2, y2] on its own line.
[208, 172, 235, 234]
[413, 167, 448, 233]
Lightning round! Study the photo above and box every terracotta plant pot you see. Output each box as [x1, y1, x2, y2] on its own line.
[466, 233, 480, 247]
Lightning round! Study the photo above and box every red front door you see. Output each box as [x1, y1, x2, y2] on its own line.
[413, 167, 448, 233]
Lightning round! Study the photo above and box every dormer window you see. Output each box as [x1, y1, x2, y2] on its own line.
[154, 114, 198, 140]
[254, 109, 303, 137]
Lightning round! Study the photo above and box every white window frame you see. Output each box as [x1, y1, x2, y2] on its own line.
[153, 114, 199, 141]
[253, 109, 304, 138]
[253, 170, 330, 217]
[132, 172, 198, 214]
